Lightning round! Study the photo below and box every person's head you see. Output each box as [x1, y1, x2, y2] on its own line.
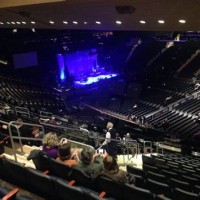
[106, 122, 113, 130]
[103, 156, 119, 173]
[42, 132, 59, 148]
[80, 148, 95, 165]
[58, 142, 71, 161]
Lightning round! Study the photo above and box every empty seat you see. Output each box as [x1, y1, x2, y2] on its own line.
[169, 178, 191, 192]
[55, 178, 86, 200]
[181, 175, 199, 186]
[4, 158, 28, 188]
[154, 158, 166, 167]
[127, 165, 145, 177]
[146, 171, 167, 183]
[173, 188, 199, 200]
[133, 174, 145, 188]
[146, 178, 172, 198]
[142, 155, 155, 166]
[154, 194, 172, 200]
[123, 184, 154, 200]
[26, 167, 55, 199]
[160, 169, 179, 179]
[143, 164, 159, 173]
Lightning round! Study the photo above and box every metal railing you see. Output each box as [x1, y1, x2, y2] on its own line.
[5, 120, 94, 162]
[8, 121, 45, 161]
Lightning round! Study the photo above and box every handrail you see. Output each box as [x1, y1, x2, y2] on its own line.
[39, 121, 80, 131]
[39, 111, 53, 119]
[8, 121, 45, 161]
[0, 120, 18, 161]
[67, 138, 94, 150]
[6, 120, 95, 161]
[10, 136, 95, 151]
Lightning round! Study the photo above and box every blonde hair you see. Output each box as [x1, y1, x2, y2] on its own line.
[107, 122, 113, 130]
[42, 132, 59, 148]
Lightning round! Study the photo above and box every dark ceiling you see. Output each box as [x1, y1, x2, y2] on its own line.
[0, 0, 200, 31]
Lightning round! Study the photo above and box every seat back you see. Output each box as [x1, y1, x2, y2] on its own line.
[146, 171, 166, 183]
[49, 158, 72, 180]
[142, 155, 155, 166]
[69, 168, 94, 190]
[133, 174, 145, 188]
[127, 165, 145, 177]
[0, 156, 5, 180]
[26, 167, 55, 199]
[55, 178, 84, 200]
[173, 188, 199, 200]
[143, 164, 159, 173]
[154, 158, 166, 166]
[95, 174, 123, 199]
[28, 150, 50, 171]
[146, 178, 171, 197]
[123, 184, 154, 200]
[4, 158, 28, 188]
[154, 194, 172, 200]
[160, 169, 178, 179]
[169, 178, 191, 192]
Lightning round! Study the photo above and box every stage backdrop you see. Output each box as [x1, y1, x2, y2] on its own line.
[64, 49, 97, 77]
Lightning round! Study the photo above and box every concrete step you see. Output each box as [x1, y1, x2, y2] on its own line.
[2, 152, 35, 168]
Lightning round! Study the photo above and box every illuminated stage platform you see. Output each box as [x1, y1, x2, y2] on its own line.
[74, 72, 118, 86]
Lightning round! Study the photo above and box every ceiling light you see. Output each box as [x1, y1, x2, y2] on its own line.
[22, 21, 26, 24]
[63, 21, 68, 24]
[179, 19, 186, 24]
[0, 22, 4, 25]
[49, 21, 54, 24]
[13, 29, 17, 33]
[158, 20, 165, 24]
[31, 21, 35, 24]
[16, 22, 20, 24]
[116, 21, 122, 24]
[96, 21, 101, 24]
[140, 20, 146, 24]
[84, 21, 88, 24]
[6, 22, 10, 24]
[73, 21, 78, 24]
[32, 28, 35, 32]
[11, 22, 15, 24]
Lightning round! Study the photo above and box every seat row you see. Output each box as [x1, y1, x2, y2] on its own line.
[0, 156, 109, 200]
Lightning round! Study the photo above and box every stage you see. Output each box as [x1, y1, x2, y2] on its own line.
[74, 72, 118, 86]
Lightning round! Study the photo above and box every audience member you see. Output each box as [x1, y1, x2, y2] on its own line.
[100, 155, 135, 185]
[32, 126, 44, 139]
[56, 138, 78, 167]
[101, 122, 117, 157]
[42, 132, 59, 159]
[75, 148, 104, 177]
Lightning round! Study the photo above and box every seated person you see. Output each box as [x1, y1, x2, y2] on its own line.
[56, 139, 78, 167]
[42, 132, 59, 159]
[32, 126, 44, 139]
[100, 155, 135, 185]
[75, 148, 104, 177]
